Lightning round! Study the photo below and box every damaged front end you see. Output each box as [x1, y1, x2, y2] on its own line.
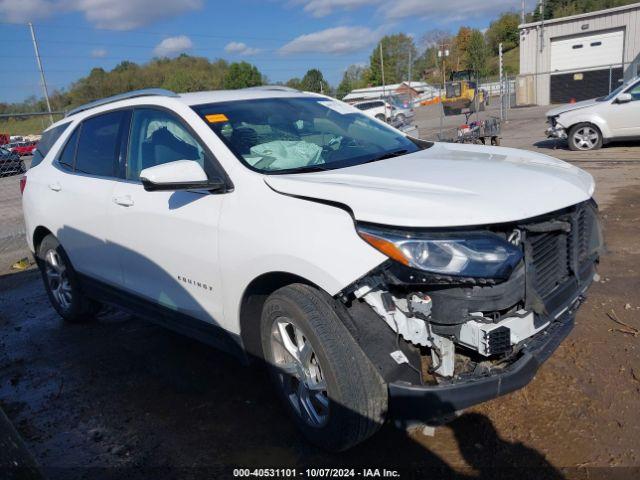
[338, 200, 603, 424]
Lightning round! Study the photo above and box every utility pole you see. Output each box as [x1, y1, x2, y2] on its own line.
[499, 43, 504, 121]
[521, 0, 526, 24]
[408, 49, 412, 84]
[539, 0, 545, 53]
[28, 22, 54, 125]
[379, 42, 388, 119]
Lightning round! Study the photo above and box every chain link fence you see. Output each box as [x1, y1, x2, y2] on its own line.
[0, 157, 29, 270]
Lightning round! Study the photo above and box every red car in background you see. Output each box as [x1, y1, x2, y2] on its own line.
[12, 142, 37, 156]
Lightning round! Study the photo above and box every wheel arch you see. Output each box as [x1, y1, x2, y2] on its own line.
[32, 226, 54, 254]
[238, 271, 319, 362]
[563, 114, 610, 139]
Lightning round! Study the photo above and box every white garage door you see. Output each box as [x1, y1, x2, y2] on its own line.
[550, 29, 624, 72]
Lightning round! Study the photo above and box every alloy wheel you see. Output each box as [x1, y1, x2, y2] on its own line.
[573, 126, 599, 150]
[44, 249, 72, 310]
[270, 317, 329, 427]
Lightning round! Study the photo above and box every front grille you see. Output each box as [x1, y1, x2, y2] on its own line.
[529, 231, 570, 299]
[526, 202, 597, 303]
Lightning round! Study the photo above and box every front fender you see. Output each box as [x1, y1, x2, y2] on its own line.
[558, 112, 612, 139]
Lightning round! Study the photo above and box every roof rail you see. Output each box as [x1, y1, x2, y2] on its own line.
[243, 85, 300, 92]
[65, 88, 179, 117]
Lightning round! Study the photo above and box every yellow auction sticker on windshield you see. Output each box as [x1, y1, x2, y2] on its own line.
[205, 114, 229, 123]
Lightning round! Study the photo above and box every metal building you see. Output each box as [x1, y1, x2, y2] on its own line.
[518, 2, 640, 105]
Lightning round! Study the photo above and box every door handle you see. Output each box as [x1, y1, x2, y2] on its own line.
[113, 195, 134, 207]
[48, 183, 61, 192]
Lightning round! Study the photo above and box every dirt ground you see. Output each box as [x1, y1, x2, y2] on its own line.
[1, 106, 639, 479]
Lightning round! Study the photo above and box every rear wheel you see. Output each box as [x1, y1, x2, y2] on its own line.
[261, 284, 387, 451]
[37, 234, 99, 323]
[568, 123, 602, 151]
[375, 113, 386, 122]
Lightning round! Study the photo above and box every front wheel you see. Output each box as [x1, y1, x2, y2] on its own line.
[261, 284, 387, 451]
[37, 234, 99, 323]
[568, 123, 602, 151]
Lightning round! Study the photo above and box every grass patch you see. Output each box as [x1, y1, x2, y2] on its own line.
[0, 114, 65, 137]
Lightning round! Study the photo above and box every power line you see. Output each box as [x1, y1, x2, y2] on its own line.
[0, 20, 294, 41]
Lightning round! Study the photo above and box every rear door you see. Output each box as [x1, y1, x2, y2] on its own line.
[51, 110, 130, 285]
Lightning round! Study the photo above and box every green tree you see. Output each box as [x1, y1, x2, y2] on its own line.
[336, 64, 369, 99]
[486, 12, 520, 53]
[533, 0, 637, 20]
[367, 34, 417, 85]
[223, 61, 263, 89]
[285, 77, 303, 90]
[300, 69, 329, 93]
[465, 30, 490, 77]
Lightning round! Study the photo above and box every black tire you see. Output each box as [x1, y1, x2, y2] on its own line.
[37, 234, 99, 323]
[261, 284, 387, 451]
[395, 113, 406, 124]
[374, 114, 386, 122]
[568, 123, 602, 151]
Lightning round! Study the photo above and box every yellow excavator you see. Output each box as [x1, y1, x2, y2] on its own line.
[442, 70, 488, 116]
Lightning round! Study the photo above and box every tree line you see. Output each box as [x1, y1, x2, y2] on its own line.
[1, 0, 636, 114]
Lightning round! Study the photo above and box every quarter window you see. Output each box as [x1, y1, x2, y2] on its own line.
[126, 108, 206, 181]
[31, 122, 70, 168]
[75, 111, 126, 177]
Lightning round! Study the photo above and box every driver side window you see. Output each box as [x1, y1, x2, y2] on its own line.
[626, 81, 640, 101]
[127, 108, 206, 181]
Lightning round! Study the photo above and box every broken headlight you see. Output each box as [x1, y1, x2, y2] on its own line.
[357, 225, 523, 279]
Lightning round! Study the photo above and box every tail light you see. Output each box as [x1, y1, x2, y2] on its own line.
[19, 176, 26, 195]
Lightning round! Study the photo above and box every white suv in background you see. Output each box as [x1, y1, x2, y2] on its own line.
[546, 75, 640, 150]
[23, 87, 601, 451]
[352, 99, 395, 122]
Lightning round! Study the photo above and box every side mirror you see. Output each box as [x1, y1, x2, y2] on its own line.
[616, 93, 633, 103]
[140, 160, 225, 192]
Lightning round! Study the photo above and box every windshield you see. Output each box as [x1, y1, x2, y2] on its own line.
[193, 97, 423, 174]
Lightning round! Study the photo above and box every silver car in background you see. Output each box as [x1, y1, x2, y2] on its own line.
[546, 76, 640, 151]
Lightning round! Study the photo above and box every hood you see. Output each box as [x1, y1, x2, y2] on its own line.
[546, 98, 601, 117]
[264, 142, 594, 228]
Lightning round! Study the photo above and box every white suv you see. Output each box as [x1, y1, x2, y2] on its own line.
[22, 87, 602, 451]
[546, 76, 640, 150]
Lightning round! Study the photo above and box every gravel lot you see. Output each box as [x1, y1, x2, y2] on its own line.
[1, 107, 639, 479]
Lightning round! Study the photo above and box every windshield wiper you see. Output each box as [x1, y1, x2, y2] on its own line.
[365, 149, 409, 164]
[269, 164, 332, 175]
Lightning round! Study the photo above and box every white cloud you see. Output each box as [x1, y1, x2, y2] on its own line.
[153, 35, 193, 57]
[380, 0, 509, 21]
[292, 0, 379, 17]
[91, 48, 107, 58]
[280, 26, 381, 55]
[224, 41, 261, 56]
[0, 0, 53, 22]
[0, 0, 202, 29]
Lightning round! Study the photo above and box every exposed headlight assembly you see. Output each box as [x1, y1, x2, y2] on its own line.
[357, 225, 523, 279]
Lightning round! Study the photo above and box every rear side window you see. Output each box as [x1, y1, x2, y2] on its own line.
[58, 126, 80, 170]
[31, 122, 71, 168]
[75, 111, 126, 177]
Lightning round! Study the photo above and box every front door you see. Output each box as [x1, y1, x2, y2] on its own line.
[605, 80, 640, 137]
[110, 107, 227, 326]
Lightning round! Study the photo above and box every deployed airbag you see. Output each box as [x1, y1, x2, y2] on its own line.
[247, 141, 323, 170]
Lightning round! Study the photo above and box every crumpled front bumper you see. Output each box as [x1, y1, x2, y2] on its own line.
[546, 124, 567, 139]
[388, 308, 577, 425]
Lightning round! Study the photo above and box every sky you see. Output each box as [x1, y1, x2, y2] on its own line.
[0, 0, 534, 104]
